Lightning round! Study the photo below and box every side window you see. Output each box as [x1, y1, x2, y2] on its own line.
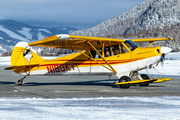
[89, 48, 105, 59]
[90, 45, 130, 59]
[121, 44, 129, 53]
[90, 50, 96, 58]
[104, 47, 111, 57]
[113, 44, 129, 55]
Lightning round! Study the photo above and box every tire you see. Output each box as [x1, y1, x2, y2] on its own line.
[139, 74, 150, 86]
[118, 76, 131, 89]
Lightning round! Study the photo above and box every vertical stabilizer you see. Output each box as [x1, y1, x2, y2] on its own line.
[4, 42, 46, 73]
[11, 42, 45, 66]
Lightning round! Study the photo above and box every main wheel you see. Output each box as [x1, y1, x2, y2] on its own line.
[118, 76, 131, 89]
[139, 74, 150, 86]
[16, 79, 23, 85]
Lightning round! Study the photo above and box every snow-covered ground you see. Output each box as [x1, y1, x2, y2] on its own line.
[0, 56, 11, 66]
[1, 53, 180, 119]
[140, 52, 180, 76]
[0, 97, 180, 120]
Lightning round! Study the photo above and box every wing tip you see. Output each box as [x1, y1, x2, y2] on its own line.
[169, 37, 173, 40]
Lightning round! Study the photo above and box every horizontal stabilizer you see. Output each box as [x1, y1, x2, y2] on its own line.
[4, 64, 39, 73]
[4, 64, 38, 70]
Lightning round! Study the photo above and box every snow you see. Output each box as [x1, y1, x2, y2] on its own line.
[0, 56, 11, 66]
[6, 40, 11, 43]
[0, 97, 180, 119]
[165, 52, 180, 60]
[62, 28, 67, 30]
[0, 25, 28, 41]
[140, 60, 180, 76]
[140, 52, 180, 76]
[18, 27, 32, 40]
[38, 28, 51, 34]
[0, 46, 7, 52]
[9, 45, 14, 50]
[37, 32, 45, 40]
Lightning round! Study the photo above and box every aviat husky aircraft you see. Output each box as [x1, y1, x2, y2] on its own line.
[4, 34, 174, 88]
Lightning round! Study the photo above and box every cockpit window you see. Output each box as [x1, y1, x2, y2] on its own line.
[124, 40, 138, 51]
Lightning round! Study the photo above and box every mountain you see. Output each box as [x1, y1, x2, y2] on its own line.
[71, 0, 180, 38]
[2, 0, 180, 55]
[0, 20, 77, 55]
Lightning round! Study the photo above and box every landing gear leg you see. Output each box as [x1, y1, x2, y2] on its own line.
[139, 74, 150, 86]
[130, 71, 150, 87]
[153, 67, 163, 78]
[16, 74, 29, 85]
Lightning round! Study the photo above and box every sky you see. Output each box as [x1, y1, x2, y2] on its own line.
[0, 0, 145, 30]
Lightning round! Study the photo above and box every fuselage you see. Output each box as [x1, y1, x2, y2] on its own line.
[28, 46, 162, 77]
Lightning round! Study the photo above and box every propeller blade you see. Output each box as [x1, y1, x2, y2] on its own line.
[159, 47, 172, 66]
[160, 53, 165, 66]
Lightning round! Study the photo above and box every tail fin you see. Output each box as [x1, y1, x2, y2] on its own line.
[5, 42, 45, 73]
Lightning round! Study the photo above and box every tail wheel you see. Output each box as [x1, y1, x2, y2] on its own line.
[118, 76, 131, 89]
[140, 74, 150, 86]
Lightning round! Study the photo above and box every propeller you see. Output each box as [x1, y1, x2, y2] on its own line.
[160, 53, 165, 66]
[157, 47, 172, 66]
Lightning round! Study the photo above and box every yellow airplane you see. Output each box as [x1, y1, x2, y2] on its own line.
[4, 34, 173, 88]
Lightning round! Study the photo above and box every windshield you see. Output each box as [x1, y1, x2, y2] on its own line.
[124, 40, 138, 51]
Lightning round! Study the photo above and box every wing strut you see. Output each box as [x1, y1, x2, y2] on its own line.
[77, 50, 116, 73]
[148, 42, 154, 47]
[83, 41, 117, 74]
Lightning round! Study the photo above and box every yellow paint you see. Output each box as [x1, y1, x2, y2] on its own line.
[8, 44, 162, 74]
[11, 47, 45, 66]
[28, 35, 172, 50]
[8, 46, 46, 73]
[148, 42, 154, 47]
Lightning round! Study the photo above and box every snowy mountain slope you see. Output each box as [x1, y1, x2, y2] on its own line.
[0, 20, 77, 55]
[71, 0, 180, 37]
[0, 43, 11, 54]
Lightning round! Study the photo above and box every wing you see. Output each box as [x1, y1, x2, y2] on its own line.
[28, 34, 125, 50]
[28, 34, 173, 50]
[131, 37, 173, 46]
